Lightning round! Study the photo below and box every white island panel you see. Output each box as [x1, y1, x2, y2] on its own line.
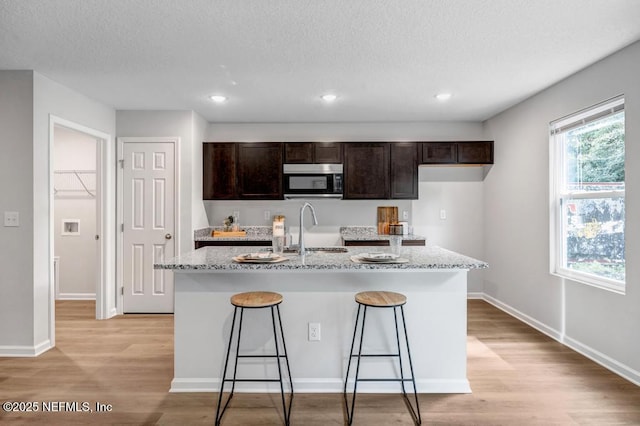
[171, 268, 471, 394]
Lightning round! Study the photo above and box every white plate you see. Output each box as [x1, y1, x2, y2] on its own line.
[237, 252, 281, 261]
[358, 252, 400, 262]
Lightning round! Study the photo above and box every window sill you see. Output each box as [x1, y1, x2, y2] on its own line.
[552, 270, 625, 295]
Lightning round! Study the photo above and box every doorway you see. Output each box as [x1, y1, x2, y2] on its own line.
[53, 126, 97, 300]
[49, 116, 112, 346]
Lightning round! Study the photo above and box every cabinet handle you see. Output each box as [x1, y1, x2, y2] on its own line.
[165, 234, 172, 240]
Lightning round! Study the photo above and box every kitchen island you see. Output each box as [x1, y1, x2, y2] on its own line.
[156, 245, 487, 394]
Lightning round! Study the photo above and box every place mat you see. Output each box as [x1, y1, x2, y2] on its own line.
[350, 255, 409, 264]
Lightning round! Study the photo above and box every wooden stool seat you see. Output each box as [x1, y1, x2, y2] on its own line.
[231, 291, 283, 308]
[355, 291, 406, 307]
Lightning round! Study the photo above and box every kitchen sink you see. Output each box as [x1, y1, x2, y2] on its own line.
[306, 246, 349, 253]
[264, 246, 349, 254]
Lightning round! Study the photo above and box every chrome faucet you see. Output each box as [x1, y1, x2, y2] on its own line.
[298, 202, 318, 255]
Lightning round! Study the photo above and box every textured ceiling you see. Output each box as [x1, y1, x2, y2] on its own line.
[1, 0, 639, 122]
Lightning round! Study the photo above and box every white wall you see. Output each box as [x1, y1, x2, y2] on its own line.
[483, 41, 640, 383]
[116, 110, 209, 255]
[53, 126, 97, 298]
[191, 112, 210, 232]
[0, 71, 115, 355]
[0, 71, 35, 350]
[33, 72, 116, 346]
[413, 167, 487, 293]
[206, 121, 486, 142]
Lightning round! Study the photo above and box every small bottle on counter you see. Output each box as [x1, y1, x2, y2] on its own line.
[232, 212, 240, 232]
[272, 215, 286, 255]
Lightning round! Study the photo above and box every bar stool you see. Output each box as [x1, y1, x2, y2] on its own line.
[343, 291, 421, 425]
[215, 291, 293, 426]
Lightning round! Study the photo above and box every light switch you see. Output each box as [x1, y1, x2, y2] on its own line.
[4, 211, 19, 227]
[439, 209, 447, 220]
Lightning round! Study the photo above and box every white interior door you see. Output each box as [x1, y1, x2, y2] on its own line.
[122, 141, 176, 313]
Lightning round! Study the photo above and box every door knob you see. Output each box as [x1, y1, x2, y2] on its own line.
[95, 235, 100, 240]
[165, 234, 172, 240]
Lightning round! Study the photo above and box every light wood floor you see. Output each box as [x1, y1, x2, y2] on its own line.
[0, 300, 638, 425]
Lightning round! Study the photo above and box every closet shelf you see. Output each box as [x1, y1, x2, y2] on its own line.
[54, 170, 96, 198]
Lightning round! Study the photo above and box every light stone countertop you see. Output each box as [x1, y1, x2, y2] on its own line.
[156, 245, 487, 271]
[194, 226, 426, 242]
[339, 226, 426, 241]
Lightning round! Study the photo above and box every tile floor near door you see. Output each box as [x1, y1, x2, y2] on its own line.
[0, 300, 639, 425]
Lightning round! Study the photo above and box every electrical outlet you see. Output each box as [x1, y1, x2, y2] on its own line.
[402, 210, 409, 220]
[440, 209, 447, 220]
[3, 211, 19, 227]
[233, 210, 240, 219]
[308, 322, 321, 341]
[264, 210, 271, 221]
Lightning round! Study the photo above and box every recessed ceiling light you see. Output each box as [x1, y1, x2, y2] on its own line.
[435, 93, 452, 101]
[321, 94, 338, 102]
[209, 95, 227, 103]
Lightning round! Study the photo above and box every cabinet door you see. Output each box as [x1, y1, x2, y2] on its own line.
[237, 142, 283, 199]
[344, 143, 389, 199]
[457, 141, 494, 164]
[284, 142, 342, 163]
[314, 142, 342, 163]
[284, 143, 313, 163]
[203, 143, 236, 199]
[421, 142, 457, 164]
[390, 142, 418, 199]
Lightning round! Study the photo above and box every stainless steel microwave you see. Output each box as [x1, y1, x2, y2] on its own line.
[283, 164, 343, 199]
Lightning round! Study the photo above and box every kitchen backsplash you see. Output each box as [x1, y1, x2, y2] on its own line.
[203, 199, 413, 230]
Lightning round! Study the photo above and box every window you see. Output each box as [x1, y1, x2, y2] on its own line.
[550, 96, 625, 292]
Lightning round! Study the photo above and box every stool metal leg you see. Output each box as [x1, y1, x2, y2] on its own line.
[344, 304, 422, 425]
[344, 304, 367, 425]
[276, 305, 294, 390]
[271, 305, 293, 425]
[393, 307, 407, 395]
[215, 306, 240, 425]
[400, 305, 421, 424]
[230, 307, 245, 395]
[215, 303, 292, 426]
[343, 304, 362, 394]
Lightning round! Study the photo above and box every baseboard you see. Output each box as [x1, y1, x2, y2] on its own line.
[563, 336, 640, 386]
[481, 293, 563, 341]
[480, 293, 640, 386]
[0, 339, 53, 357]
[170, 378, 471, 394]
[56, 293, 96, 300]
[467, 292, 484, 299]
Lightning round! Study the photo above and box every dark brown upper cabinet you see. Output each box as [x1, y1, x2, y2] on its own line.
[284, 143, 313, 163]
[203, 142, 283, 200]
[284, 142, 342, 163]
[237, 142, 283, 199]
[390, 142, 418, 199]
[203, 143, 236, 200]
[422, 142, 457, 164]
[344, 143, 390, 199]
[457, 141, 494, 164]
[344, 142, 418, 200]
[314, 142, 342, 163]
[420, 141, 493, 165]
